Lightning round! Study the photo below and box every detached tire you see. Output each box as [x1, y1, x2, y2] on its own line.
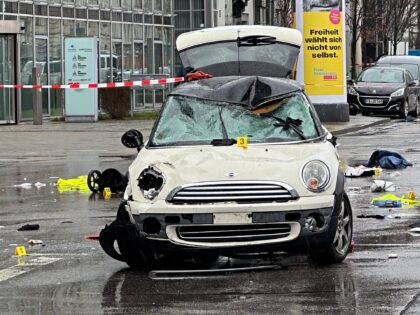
[310, 193, 353, 265]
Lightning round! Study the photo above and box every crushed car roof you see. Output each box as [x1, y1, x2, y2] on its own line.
[170, 76, 303, 109]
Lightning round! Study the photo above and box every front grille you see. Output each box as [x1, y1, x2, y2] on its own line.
[359, 96, 390, 107]
[177, 223, 292, 243]
[166, 181, 298, 204]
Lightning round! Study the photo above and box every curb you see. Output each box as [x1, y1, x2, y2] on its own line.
[328, 118, 391, 136]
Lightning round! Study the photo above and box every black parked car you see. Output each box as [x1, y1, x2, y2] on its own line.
[348, 66, 418, 118]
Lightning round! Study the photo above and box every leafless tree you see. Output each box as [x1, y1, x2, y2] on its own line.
[273, 0, 293, 27]
[346, 0, 364, 78]
[381, 0, 417, 55]
[415, 0, 420, 49]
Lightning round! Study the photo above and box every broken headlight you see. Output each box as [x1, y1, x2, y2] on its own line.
[301, 160, 330, 192]
[137, 166, 165, 200]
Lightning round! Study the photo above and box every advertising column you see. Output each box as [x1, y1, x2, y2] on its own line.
[64, 37, 98, 122]
[295, 0, 348, 122]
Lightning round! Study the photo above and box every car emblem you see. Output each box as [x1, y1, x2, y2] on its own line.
[372, 90, 376, 94]
[225, 172, 238, 178]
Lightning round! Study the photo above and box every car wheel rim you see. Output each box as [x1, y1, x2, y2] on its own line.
[333, 200, 352, 255]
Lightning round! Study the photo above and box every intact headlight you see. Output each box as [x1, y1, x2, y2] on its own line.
[391, 88, 405, 97]
[301, 160, 331, 192]
[348, 87, 359, 96]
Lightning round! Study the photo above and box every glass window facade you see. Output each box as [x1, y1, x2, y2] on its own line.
[2, 0, 174, 119]
[174, 0, 217, 75]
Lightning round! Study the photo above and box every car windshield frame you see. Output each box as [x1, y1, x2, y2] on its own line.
[357, 68, 405, 84]
[148, 93, 322, 148]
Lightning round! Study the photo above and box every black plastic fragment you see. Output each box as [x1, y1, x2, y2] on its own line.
[17, 224, 40, 231]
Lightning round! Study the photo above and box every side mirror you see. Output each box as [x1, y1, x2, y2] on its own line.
[409, 80, 417, 87]
[121, 129, 144, 152]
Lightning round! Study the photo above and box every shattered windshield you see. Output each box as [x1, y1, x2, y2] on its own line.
[150, 94, 319, 146]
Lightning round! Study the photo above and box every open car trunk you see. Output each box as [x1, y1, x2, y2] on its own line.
[176, 26, 302, 79]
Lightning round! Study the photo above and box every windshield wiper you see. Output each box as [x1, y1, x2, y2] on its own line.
[261, 114, 307, 140]
[211, 138, 236, 146]
[237, 35, 276, 47]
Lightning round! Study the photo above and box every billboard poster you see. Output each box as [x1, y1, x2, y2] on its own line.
[64, 37, 98, 121]
[295, 0, 346, 103]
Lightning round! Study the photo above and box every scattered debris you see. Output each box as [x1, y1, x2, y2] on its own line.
[357, 214, 386, 220]
[364, 150, 412, 169]
[84, 234, 100, 240]
[409, 227, 420, 235]
[389, 171, 401, 178]
[34, 182, 47, 189]
[13, 183, 32, 189]
[345, 166, 380, 178]
[57, 176, 90, 193]
[87, 168, 127, 193]
[409, 221, 420, 229]
[372, 199, 402, 208]
[17, 224, 40, 231]
[388, 254, 398, 259]
[61, 220, 73, 224]
[349, 240, 355, 253]
[28, 239, 44, 246]
[370, 180, 396, 192]
[371, 193, 420, 208]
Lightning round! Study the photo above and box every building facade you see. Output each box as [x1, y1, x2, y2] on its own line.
[0, 0, 174, 121]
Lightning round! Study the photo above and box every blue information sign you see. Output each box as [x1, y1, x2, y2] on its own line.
[64, 37, 98, 122]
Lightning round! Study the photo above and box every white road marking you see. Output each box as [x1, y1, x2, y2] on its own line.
[0, 256, 61, 282]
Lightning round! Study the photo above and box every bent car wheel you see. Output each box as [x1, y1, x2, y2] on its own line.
[311, 193, 353, 265]
[117, 237, 159, 270]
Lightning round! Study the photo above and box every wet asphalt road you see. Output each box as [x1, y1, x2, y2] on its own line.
[1, 119, 420, 314]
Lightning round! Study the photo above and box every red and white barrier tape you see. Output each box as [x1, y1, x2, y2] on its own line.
[0, 77, 184, 89]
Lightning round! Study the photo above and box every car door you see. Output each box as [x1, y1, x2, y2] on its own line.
[406, 71, 417, 111]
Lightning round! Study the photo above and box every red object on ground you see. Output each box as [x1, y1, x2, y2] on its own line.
[185, 70, 213, 82]
[84, 233, 100, 240]
[349, 240, 355, 253]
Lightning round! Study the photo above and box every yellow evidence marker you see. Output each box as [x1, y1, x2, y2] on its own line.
[237, 136, 248, 149]
[103, 187, 112, 199]
[15, 246, 27, 256]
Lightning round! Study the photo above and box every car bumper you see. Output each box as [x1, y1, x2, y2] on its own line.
[348, 94, 405, 114]
[99, 194, 342, 258]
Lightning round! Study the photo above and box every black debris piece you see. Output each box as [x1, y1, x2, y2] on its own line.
[357, 214, 386, 220]
[17, 224, 40, 231]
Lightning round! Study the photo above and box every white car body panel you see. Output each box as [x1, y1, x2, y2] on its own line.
[176, 25, 302, 51]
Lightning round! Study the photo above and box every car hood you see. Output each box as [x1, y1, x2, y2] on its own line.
[354, 82, 404, 96]
[127, 142, 339, 202]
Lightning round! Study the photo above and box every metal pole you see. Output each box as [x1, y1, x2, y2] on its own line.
[32, 67, 42, 125]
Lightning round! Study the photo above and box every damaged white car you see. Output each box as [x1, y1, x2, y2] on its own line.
[99, 26, 353, 269]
